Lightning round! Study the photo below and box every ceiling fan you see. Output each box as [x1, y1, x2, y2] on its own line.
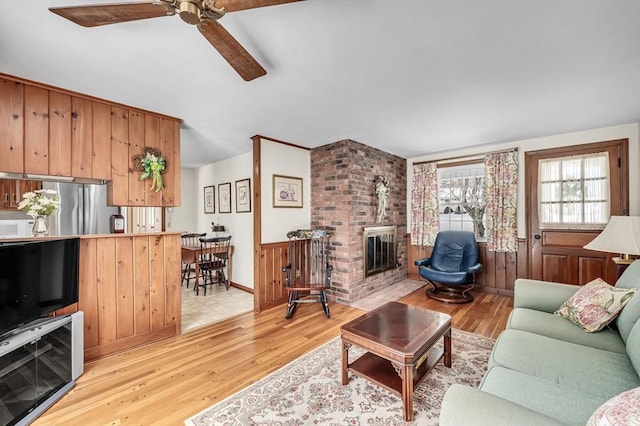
[49, 0, 302, 81]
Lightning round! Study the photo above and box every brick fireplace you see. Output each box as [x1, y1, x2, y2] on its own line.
[310, 139, 407, 304]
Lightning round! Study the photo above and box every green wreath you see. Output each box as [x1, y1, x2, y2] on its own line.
[133, 147, 167, 192]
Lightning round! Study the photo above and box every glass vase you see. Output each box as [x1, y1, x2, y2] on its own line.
[32, 215, 49, 237]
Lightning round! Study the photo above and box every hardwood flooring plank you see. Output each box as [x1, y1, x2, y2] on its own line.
[34, 288, 512, 425]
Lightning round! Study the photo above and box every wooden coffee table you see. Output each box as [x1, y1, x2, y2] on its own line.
[340, 302, 452, 421]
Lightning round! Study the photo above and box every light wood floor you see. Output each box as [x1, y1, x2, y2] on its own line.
[35, 288, 513, 426]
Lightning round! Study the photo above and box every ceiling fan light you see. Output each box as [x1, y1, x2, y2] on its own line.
[178, 1, 201, 25]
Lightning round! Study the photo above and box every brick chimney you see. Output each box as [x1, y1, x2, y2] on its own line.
[310, 139, 407, 304]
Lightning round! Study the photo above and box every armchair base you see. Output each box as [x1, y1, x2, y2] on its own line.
[426, 281, 474, 304]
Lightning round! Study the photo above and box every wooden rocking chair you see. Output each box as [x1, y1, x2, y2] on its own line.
[282, 229, 333, 320]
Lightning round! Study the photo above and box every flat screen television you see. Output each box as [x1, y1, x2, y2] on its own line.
[0, 237, 79, 338]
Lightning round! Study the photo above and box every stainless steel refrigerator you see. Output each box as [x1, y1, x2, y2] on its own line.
[43, 182, 120, 235]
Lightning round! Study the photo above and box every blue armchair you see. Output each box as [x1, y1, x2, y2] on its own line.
[414, 231, 483, 303]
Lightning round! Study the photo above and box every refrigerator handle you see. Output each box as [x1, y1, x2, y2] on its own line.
[78, 186, 84, 235]
[138, 208, 144, 233]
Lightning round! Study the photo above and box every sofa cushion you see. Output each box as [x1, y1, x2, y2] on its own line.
[617, 292, 640, 344]
[586, 386, 640, 426]
[480, 365, 605, 426]
[555, 278, 636, 332]
[615, 261, 640, 343]
[440, 384, 565, 426]
[508, 308, 627, 353]
[489, 329, 640, 399]
[615, 259, 640, 289]
[627, 320, 640, 375]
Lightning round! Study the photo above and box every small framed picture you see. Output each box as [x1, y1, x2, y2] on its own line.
[273, 175, 303, 208]
[218, 182, 232, 213]
[235, 178, 251, 213]
[204, 185, 215, 214]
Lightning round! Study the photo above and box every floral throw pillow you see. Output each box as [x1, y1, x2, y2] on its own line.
[554, 278, 636, 333]
[586, 387, 640, 426]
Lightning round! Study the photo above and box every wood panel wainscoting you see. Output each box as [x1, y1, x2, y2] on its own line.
[406, 234, 529, 297]
[256, 240, 289, 311]
[256, 235, 527, 311]
[58, 232, 182, 361]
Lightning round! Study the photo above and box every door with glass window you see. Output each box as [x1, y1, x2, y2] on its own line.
[526, 139, 628, 284]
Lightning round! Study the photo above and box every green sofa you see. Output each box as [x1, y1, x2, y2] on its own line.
[440, 260, 640, 426]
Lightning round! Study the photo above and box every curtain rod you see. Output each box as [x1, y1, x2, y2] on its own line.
[412, 147, 518, 166]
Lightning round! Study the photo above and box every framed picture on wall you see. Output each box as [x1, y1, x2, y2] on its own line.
[273, 175, 303, 208]
[235, 178, 251, 213]
[219, 182, 232, 213]
[204, 185, 215, 214]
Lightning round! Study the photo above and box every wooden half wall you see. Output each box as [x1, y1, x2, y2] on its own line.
[256, 241, 289, 311]
[406, 235, 529, 297]
[59, 233, 182, 361]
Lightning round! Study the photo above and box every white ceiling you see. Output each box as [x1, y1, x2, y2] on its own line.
[1, 0, 639, 168]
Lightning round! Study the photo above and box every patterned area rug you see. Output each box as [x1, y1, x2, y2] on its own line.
[185, 329, 494, 425]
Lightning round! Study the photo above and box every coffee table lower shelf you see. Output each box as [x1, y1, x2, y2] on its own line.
[347, 347, 445, 396]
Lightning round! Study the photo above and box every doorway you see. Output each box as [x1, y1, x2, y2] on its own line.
[525, 139, 628, 284]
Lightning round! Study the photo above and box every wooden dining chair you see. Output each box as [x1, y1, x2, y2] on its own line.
[198, 236, 232, 295]
[181, 232, 205, 288]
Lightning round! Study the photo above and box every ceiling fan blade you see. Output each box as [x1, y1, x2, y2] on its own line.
[216, 0, 303, 13]
[198, 21, 266, 81]
[49, 2, 172, 27]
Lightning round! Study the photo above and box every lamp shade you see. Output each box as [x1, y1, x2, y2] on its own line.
[212, 225, 225, 232]
[583, 216, 640, 256]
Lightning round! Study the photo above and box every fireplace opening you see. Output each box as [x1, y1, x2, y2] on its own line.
[363, 225, 397, 277]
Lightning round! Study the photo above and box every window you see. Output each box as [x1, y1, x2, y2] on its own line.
[438, 162, 486, 239]
[539, 152, 609, 228]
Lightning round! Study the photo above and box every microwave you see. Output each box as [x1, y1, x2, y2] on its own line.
[0, 219, 34, 239]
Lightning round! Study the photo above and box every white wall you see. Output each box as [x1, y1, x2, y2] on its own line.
[195, 152, 254, 289]
[407, 122, 640, 238]
[260, 139, 311, 243]
[165, 168, 197, 233]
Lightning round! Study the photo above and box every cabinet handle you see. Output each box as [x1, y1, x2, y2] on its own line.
[4, 193, 8, 203]
[10, 193, 16, 203]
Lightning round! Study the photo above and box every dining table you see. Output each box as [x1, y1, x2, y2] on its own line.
[181, 241, 234, 294]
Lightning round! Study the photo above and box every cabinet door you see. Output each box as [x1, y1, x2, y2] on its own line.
[92, 102, 112, 180]
[160, 118, 180, 207]
[144, 115, 161, 206]
[108, 107, 129, 206]
[0, 180, 21, 209]
[8, 180, 20, 209]
[128, 111, 145, 206]
[0, 180, 10, 208]
[24, 85, 49, 175]
[0, 78, 24, 173]
[49, 92, 72, 176]
[71, 97, 93, 178]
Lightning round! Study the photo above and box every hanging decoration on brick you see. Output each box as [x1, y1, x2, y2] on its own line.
[133, 147, 167, 192]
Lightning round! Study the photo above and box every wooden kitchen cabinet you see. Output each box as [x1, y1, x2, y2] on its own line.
[0, 73, 182, 207]
[108, 106, 130, 206]
[0, 180, 17, 209]
[49, 91, 72, 176]
[128, 111, 146, 206]
[0, 179, 42, 210]
[106, 108, 181, 207]
[0, 78, 24, 173]
[71, 97, 93, 179]
[24, 85, 50, 175]
[92, 102, 112, 180]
